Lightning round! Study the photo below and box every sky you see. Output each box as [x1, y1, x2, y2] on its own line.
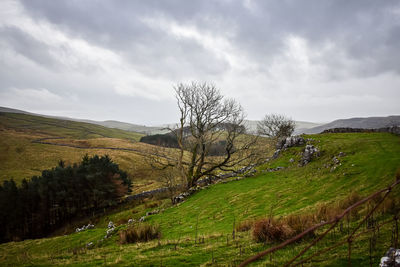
[0, 0, 399, 125]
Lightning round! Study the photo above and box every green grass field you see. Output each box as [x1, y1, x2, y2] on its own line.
[1, 132, 399, 266]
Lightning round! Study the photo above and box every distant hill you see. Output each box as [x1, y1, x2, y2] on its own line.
[0, 106, 165, 135]
[79, 120, 167, 135]
[303, 115, 400, 134]
[0, 106, 32, 115]
[0, 112, 144, 140]
[244, 120, 323, 135]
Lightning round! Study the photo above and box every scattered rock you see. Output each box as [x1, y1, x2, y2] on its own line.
[75, 223, 94, 233]
[380, 256, 391, 267]
[380, 247, 400, 266]
[244, 169, 257, 177]
[139, 216, 146, 222]
[289, 158, 294, 163]
[299, 145, 320, 166]
[272, 149, 281, 159]
[105, 227, 115, 239]
[128, 218, 134, 224]
[332, 156, 340, 165]
[263, 166, 285, 173]
[146, 209, 160, 216]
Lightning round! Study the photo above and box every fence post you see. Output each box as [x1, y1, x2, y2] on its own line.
[232, 215, 236, 241]
[395, 214, 399, 248]
[195, 214, 199, 244]
[347, 238, 352, 267]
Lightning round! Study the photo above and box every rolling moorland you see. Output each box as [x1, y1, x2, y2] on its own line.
[0, 112, 170, 193]
[0, 111, 400, 266]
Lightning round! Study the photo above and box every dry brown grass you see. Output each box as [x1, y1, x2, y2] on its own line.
[0, 129, 170, 193]
[119, 224, 161, 244]
[281, 213, 316, 237]
[252, 218, 294, 243]
[250, 192, 369, 244]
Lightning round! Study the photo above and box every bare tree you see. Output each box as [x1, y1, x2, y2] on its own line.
[152, 82, 258, 189]
[257, 114, 295, 139]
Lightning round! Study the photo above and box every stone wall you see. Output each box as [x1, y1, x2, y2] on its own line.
[322, 126, 400, 135]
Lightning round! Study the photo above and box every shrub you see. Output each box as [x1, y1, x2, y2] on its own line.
[316, 203, 342, 222]
[282, 214, 314, 233]
[252, 218, 293, 243]
[119, 224, 161, 244]
[281, 213, 316, 239]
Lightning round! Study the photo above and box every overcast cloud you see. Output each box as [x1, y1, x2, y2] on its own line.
[0, 0, 399, 125]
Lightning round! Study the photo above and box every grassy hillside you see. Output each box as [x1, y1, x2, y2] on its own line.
[0, 112, 144, 140]
[0, 112, 169, 193]
[0, 132, 399, 266]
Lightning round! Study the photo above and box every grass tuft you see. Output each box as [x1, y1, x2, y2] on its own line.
[119, 223, 161, 244]
[252, 218, 294, 243]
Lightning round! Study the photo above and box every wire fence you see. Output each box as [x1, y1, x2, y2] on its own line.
[239, 179, 400, 266]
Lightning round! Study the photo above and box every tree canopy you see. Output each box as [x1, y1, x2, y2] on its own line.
[0, 154, 131, 242]
[257, 113, 295, 139]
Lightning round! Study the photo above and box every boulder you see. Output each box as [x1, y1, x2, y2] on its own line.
[105, 227, 115, 239]
[300, 145, 319, 166]
[380, 247, 400, 267]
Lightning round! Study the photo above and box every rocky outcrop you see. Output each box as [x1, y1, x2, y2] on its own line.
[380, 247, 400, 267]
[105, 221, 115, 239]
[75, 223, 94, 233]
[299, 145, 320, 166]
[273, 136, 306, 160]
[276, 136, 305, 150]
[272, 136, 320, 166]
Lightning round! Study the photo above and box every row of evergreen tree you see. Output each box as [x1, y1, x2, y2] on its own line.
[0, 155, 131, 243]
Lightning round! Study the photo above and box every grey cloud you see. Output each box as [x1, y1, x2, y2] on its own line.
[0, 0, 399, 123]
[0, 26, 56, 68]
[19, 0, 400, 79]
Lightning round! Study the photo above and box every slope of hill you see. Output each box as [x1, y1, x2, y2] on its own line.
[0, 106, 326, 136]
[1, 131, 399, 266]
[0, 106, 32, 114]
[0, 106, 166, 135]
[0, 112, 144, 140]
[0, 112, 170, 193]
[303, 115, 400, 134]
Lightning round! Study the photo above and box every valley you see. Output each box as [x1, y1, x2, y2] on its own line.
[0, 111, 399, 266]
